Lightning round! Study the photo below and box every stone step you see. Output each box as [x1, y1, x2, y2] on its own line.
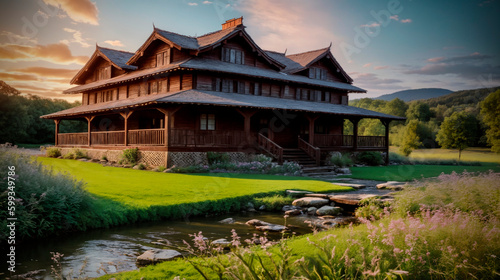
[304, 172, 337, 177]
[332, 183, 366, 189]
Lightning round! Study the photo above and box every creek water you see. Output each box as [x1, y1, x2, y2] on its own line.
[3, 212, 317, 279]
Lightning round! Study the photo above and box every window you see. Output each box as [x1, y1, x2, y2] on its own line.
[222, 47, 244, 64]
[200, 114, 215, 130]
[309, 67, 327, 80]
[156, 49, 171, 67]
[96, 66, 111, 80]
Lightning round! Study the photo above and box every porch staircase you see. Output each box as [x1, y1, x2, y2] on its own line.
[282, 148, 317, 167]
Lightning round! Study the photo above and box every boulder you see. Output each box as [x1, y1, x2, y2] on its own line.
[292, 197, 329, 207]
[259, 205, 266, 211]
[285, 209, 301, 215]
[212, 238, 232, 247]
[247, 202, 255, 209]
[307, 207, 318, 215]
[376, 181, 406, 190]
[286, 190, 313, 197]
[304, 193, 330, 199]
[218, 218, 235, 224]
[136, 249, 182, 266]
[282, 205, 301, 212]
[337, 167, 351, 174]
[333, 183, 366, 189]
[255, 224, 287, 232]
[246, 219, 271, 226]
[316, 206, 343, 216]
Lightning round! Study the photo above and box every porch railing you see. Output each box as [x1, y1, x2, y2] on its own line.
[298, 137, 321, 166]
[58, 132, 88, 146]
[314, 135, 385, 148]
[258, 133, 283, 164]
[129, 129, 164, 145]
[91, 131, 125, 145]
[170, 129, 246, 147]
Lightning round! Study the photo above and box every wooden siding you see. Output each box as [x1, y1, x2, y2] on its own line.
[308, 58, 345, 83]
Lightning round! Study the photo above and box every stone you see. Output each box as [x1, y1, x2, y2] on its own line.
[285, 209, 301, 215]
[286, 190, 313, 197]
[282, 205, 301, 212]
[333, 183, 366, 189]
[78, 158, 88, 162]
[292, 197, 329, 207]
[316, 206, 343, 216]
[212, 238, 231, 247]
[337, 167, 351, 174]
[304, 193, 330, 199]
[219, 218, 235, 224]
[247, 202, 255, 209]
[307, 207, 318, 215]
[376, 181, 406, 190]
[259, 205, 266, 211]
[246, 219, 271, 226]
[329, 194, 377, 205]
[132, 165, 140, 170]
[255, 224, 287, 232]
[136, 249, 182, 266]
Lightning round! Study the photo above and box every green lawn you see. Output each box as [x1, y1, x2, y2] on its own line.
[390, 147, 500, 163]
[343, 163, 500, 181]
[38, 157, 352, 209]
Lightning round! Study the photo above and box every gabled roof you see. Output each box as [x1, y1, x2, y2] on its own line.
[265, 47, 353, 83]
[70, 46, 136, 84]
[63, 57, 365, 94]
[127, 25, 285, 69]
[41, 89, 404, 121]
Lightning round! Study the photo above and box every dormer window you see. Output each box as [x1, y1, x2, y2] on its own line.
[222, 47, 244, 65]
[309, 67, 327, 80]
[156, 49, 171, 67]
[96, 66, 111, 80]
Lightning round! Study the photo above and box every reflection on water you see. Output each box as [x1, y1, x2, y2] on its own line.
[3, 212, 315, 279]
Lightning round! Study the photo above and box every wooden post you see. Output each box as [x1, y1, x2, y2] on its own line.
[351, 118, 360, 151]
[235, 109, 257, 145]
[382, 119, 391, 165]
[54, 119, 60, 146]
[85, 116, 95, 147]
[119, 111, 134, 146]
[157, 106, 182, 148]
[306, 115, 319, 145]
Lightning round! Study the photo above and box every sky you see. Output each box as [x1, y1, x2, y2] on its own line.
[0, 0, 499, 102]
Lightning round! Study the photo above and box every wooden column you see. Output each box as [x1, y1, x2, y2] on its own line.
[157, 106, 182, 148]
[235, 109, 257, 145]
[351, 118, 360, 150]
[306, 115, 319, 145]
[54, 119, 60, 146]
[382, 119, 391, 165]
[120, 111, 134, 146]
[85, 116, 95, 147]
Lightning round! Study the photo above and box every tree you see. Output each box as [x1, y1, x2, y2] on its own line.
[399, 120, 421, 156]
[384, 98, 408, 118]
[480, 90, 500, 153]
[436, 112, 478, 160]
[406, 101, 433, 122]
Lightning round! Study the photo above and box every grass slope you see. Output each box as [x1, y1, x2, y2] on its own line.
[345, 164, 500, 181]
[38, 158, 351, 209]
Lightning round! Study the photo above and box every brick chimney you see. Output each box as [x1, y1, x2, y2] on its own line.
[222, 17, 243, 30]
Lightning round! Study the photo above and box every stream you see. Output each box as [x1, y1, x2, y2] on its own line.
[3, 212, 318, 279]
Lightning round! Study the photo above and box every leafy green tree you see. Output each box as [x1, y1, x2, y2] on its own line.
[384, 98, 408, 117]
[399, 120, 421, 156]
[480, 90, 500, 152]
[436, 112, 479, 160]
[406, 101, 433, 122]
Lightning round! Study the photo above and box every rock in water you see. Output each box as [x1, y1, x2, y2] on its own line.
[316, 206, 343, 216]
[246, 219, 271, 226]
[285, 209, 301, 215]
[255, 224, 287, 232]
[307, 207, 318, 215]
[136, 249, 182, 266]
[292, 197, 329, 207]
[219, 218, 235, 224]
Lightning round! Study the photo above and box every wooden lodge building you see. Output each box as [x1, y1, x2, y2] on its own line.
[41, 18, 404, 167]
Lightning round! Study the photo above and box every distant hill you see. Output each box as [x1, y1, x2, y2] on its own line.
[424, 86, 500, 107]
[375, 88, 453, 102]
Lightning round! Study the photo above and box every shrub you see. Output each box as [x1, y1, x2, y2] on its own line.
[45, 147, 61, 158]
[157, 165, 166, 172]
[253, 154, 273, 163]
[253, 194, 294, 211]
[101, 155, 108, 161]
[207, 152, 231, 165]
[137, 163, 146, 170]
[355, 197, 391, 219]
[120, 148, 139, 165]
[72, 148, 87, 159]
[63, 152, 75, 159]
[355, 151, 383, 166]
[328, 152, 353, 167]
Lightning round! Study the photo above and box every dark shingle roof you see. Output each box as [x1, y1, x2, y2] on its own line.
[98, 46, 137, 70]
[42, 89, 404, 120]
[154, 26, 240, 51]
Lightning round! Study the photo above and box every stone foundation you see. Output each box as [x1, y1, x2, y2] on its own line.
[56, 148, 252, 168]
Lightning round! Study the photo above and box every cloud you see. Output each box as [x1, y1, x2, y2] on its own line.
[374, 65, 389, 70]
[43, 0, 99, 25]
[427, 57, 444, 62]
[0, 43, 89, 65]
[390, 15, 399, 21]
[104, 40, 124, 47]
[400, 19, 412, 23]
[0, 31, 37, 45]
[234, 0, 339, 53]
[362, 63, 372, 68]
[188, 2, 198, 6]
[14, 67, 79, 80]
[353, 72, 403, 86]
[63, 28, 91, 48]
[203, 0, 212, 3]
[360, 22, 380, 28]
